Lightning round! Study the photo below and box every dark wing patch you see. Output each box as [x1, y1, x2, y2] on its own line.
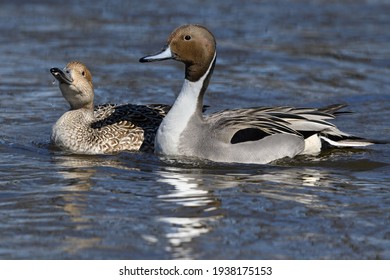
[231, 128, 271, 144]
[298, 130, 319, 139]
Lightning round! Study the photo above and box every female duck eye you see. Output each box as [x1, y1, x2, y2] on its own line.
[184, 35, 191, 41]
[82, 71, 85, 76]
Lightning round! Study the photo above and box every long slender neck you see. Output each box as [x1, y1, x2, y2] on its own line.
[166, 52, 216, 123]
[176, 51, 216, 118]
[67, 96, 95, 125]
[155, 52, 216, 154]
[70, 102, 94, 111]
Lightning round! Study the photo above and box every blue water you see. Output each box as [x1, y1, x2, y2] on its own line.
[0, 0, 389, 259]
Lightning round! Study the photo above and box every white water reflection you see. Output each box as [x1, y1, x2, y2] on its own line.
[225, 166, 332, 207]
[158, 217, 211, 246]
[255, 168, 327, 206]
[158, 171, 212, 207]
[156, 169, 222, 259]
[154, 165, 333, 259]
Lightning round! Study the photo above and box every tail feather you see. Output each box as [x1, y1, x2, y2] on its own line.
[318, 104, 352, 115]
[320, 134, 388, 148]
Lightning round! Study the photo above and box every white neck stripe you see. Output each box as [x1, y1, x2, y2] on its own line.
[154, 51, 216, 155]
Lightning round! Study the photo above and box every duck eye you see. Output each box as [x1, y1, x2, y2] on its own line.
[82, 71, 85, 76]
[184, 35, 191, 41]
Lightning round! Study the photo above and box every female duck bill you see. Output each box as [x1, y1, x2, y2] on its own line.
[50, 67, 73, 84]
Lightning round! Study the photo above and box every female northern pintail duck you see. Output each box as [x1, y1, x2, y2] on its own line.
[139, 24, 384, 164]
[51, 61, 170, 154]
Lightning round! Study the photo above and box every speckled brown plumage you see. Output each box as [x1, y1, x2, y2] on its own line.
[50, 61, 170, 154]
[91, 103, 170, 152]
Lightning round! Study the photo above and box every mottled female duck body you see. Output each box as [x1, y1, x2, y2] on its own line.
[51, 61, 169, 154]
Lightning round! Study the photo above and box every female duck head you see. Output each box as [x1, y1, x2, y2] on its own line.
[51, 61, 94, 110]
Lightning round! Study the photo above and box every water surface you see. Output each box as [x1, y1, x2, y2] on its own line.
[0, 0, 389, 259]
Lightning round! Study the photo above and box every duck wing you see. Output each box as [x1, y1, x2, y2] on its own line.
[207, 104, 353, 142]
[90, 103, 171, 152]
[206, 109, 302, 145]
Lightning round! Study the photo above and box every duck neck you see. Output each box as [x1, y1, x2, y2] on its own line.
[155, 52, 216, 154]
[72, 103, 95, 120]
[174, 52, 216, 120]
[60, 107, 95, 131]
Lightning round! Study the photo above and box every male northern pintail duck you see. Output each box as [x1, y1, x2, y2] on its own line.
[139, 24, 385, 164]
[51, 61, 170, 154]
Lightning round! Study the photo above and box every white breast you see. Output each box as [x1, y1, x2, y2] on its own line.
[154, 79, 203, 155]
